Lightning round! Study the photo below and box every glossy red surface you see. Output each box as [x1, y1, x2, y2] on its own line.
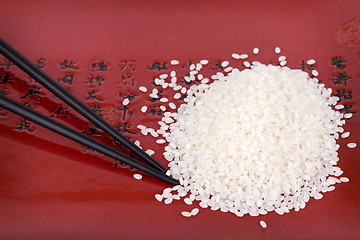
[0, 1, 359, 239]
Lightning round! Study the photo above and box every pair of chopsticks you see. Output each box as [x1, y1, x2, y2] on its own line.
[0, 38, 179, 186]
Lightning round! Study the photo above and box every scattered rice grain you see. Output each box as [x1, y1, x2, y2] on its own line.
[307, 59, 316, 65]
[191, 208, 199, 216]
[260, 220, 267, 228]
[171, 60, 179, 65]
[122, 98, 130, 106]
[141, 106, 148, 113]
[133, 174, 142, 180]
[139, 86, 147, 92]
[232, 53, 241, 59]
[181, 211, 192, 217]
[347, 143, 357, 148]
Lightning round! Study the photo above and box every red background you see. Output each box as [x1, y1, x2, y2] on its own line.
[0, 0, 359, 239]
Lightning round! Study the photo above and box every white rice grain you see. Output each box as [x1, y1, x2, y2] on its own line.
[141, 106, 148, 113]
[155, 194, 163, 202]
[169, 102, 176, 109]
[191, 208, 199, 216]
[341, 132, 350, 138]
[278, 56, 286, 61]
[280, 60, 287, 66]
[199, 202, 208, 208]
[137, 125, 145, 130]
[184, 198, 193, 205]
[139, 86, 147, 92]
[181, 211, 192, 217]
[122, 98, 130, 106]
[232, 53, 241, 59]
[260, 220, 267, 228]
[150, 131, 159, 137]
[344, 113, 352, 118]
[164, 198, 173, 204]
[347, 143, 357, 148]
[224, 67, 233, 72]
[340, 177, 349, 182]
[133, 174, 142, 180]
[174, 93, 181, 99]
[221, 61, 229, 67]
[239, 54, 248, 59]
[156, 139, 166, 144]
[145, 149, 155, 156]
[307, 59, 316, 65]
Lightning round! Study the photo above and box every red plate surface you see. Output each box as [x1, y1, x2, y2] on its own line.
[0, 0, 359, 239]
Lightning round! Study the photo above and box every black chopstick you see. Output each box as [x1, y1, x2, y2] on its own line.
[0, 38, 167, 173]
[0, 94, 179, 186]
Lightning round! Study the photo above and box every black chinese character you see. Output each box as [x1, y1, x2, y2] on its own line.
[212, 60, 224, 70]
[113, 140, 125, 150]
[330, 57, 346, 70]
[119, 92, 138, 101]
[115, 123, 136, 135]
[59, 59, 79, 69]
[88, 75, 105, 86]
[15, 119, 35, 132]
[0, 58, 14, 70]
[118, 105, 133, 121]
[0, 107, 6, 117]
[113, 157, 135, 170]
[81, 146, 95, 153]
[51, 105, 71, 118]
[0, 72, 14, 84]
[22, 101, 39, 109]
[339, 104, 354, 114]
[58, 74, 74, 85]
[180, 94, 187, 101]
[91, 60, 109, 71]
[0, 86, 9, 96]
[83, 125, 102, 136]
[119, 60, 136, 71]
[118, 73, 135, 87]
[85, 90, 104, 101]
[89, 105, 104, 116]
[20, 87, 41, 99]
[299, 60, 318, 71]
[149, 61, 168, 71]
[36, 58, 46, 69]
[28, 58, 46, 83]
[331, 73, 351, 86]
[113, 160, 120, 169]
[335, 90, 352, 103]
[148, 106, 165, 116]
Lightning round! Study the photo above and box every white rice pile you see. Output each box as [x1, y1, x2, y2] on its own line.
[152, 61, 353, 217]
